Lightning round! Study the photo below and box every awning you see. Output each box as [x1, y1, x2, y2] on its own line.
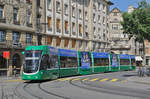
[135, 56, 143, 61]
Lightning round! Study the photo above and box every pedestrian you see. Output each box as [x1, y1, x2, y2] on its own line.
[13, 66, 17, 77]
[138, 61, 143, 77]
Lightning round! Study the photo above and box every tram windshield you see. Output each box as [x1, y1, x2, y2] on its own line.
[23, 50, 42, 73]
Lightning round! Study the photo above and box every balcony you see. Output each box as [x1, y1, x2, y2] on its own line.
[0, 40, 36, 49]
[14, 21, 20, 25]
[0, 18, 6, 23]
[111, 44, 131, 50]
[27, 23, 32, 27]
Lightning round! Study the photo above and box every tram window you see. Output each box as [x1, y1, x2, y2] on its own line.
[94, 58, 109, 66]
[48, 55, 59, 69]
[120, 59, 130, 65]
[40, 55, 49, 70]
[60, 56, 78, 68]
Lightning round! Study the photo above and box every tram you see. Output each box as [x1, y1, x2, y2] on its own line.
[22, 45, 136, 80]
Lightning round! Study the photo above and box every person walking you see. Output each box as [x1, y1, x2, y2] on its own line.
[138, 61, 144, 77]
[13, 66, 17, 77]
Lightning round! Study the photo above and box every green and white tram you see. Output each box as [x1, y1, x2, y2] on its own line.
[22, 45, 136, 80]
[22, 45, 59, 80]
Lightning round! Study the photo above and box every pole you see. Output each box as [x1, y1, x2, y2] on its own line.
[7, 59, 8, 79]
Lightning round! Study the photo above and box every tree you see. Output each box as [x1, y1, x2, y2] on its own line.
[121, 0, 150, 64]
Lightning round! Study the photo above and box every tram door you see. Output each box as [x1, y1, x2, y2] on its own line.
[79, 52, 92, 75]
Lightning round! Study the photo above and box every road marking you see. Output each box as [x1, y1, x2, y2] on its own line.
[4, 79, 25, 82]
[82, 78, 89, 81]
[100, 78, 108, 82]
[121, 80, 127, 83]
[89, 78, 99, 82]
[58, 78, 72, 81]
[72, 78, 80, 82]
[110, 78, 118, 82]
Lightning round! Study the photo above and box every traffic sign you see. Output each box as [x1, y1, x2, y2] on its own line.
[3, 51, 10, 59]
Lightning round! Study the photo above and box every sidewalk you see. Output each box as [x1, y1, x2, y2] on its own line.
[0, 76, 21, 82]
[127, 75, 150, 85]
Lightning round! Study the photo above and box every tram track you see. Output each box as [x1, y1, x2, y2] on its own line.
[69, 78, 150, 99]
[14, 80, 71, 99]
[38, 82, 71, 99]
[1, 84, 4, 99]
[14, 82, 29, 99]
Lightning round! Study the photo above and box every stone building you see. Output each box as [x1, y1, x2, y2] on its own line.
[0, 0, 38, 76]
[45, 0, 113, 52]
[109, 7, 143, 55]
[0, 0, 113, 76]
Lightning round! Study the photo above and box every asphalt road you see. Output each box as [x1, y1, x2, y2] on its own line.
[1, 71, 150, 99]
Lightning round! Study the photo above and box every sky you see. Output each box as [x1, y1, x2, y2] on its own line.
[110, 0, 150, 12]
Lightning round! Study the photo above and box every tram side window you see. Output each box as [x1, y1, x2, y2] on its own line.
[131, 59, 136, 66]
[60, 56, 78, 68]
[48, 55, 59, 69]
[120, 59, 130, 65]
[40, 55, 49, 70]
[94, 58, 109, 66]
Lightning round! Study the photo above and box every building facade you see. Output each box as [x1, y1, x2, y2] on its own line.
[45, 0, 113, 52]
[0, 0, 38, 76]
[109, 7, 143, 55]
[0, 0, 113, 76]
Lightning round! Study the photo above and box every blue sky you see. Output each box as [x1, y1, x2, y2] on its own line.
[110, 0, 150, 12]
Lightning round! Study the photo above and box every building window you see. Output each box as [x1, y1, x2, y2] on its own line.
[47, 17, 52, 31]
[72, 22, 76, 35]
[72, 39, 76, 48]
[64, 39, 69, 47]
[26, 0, 32, 4]
[65, 21, 68, 34]
[93, 42, 96, 50]
[0, 5, 3, 19]
[27, 12, 31, 24]
[85, 11, 88, 20]
[47, 0, 52, 10]
[79, 41, 82, 48]
[46, 36, 52, 45]
[98, 2, 100, 10]
[93, 27, 96, 34]
[56, 19, 60, 33]
[37, 0, 40, 7]
[56, 1, 61, 13]
[146, 59, 149, 65]
[0, 30, 5, 42]
[98, 15, 100, 23]
[93, 3, 96, 10]
[78, 9, 81, 19]
[26, 33, 32, 44]
[112, 24, 119, 30]
[64, 4, 68, 15]
[56, 37, 61, 47]
[12, 32, 20, 44]
[85, 41, 88, 49]
[13, 8, 18, 22]
[113, 12, 118, 16]
[93, 13, 96, 22]
[103, 16, 105, 24]
[72, 6, 75, 17]
[103, 4, 105, 11]
[79, 24, 82, 36]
